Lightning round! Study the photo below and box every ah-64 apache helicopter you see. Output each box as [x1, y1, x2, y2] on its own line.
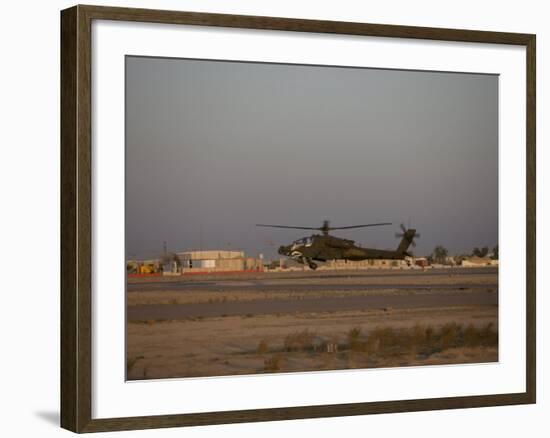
[256, 220, 419, 270]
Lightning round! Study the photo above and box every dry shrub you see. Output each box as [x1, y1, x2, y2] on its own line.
[284, 329, 316, 352]
[425, 326, 434, 342]
[264, 355, 284, 372]
[464, 322, 498, 347]
[367, 327, 404, 356]
[347, 327, 363, 351]
[410, 324, 428, 346]
[365, 335, 381, 354]
[347, 352, 359, 369]
[480, 322, 498, 345]
[259, 323, 497, 368]
[126, 355, 145, 374]
[321, 352, 336, 369]
[464, 324, 479, 346]
[440, 322, 461, 350]
[257, 339, 269, 354]
[363, 322, 498, 360]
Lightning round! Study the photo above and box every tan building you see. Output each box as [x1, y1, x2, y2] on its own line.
[461, 256, 499, 267]
[177, 250, 263, 273]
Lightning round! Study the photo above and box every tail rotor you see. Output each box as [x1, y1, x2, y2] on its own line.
[395, 223, 420, 252]
[395, 223, 407, 238]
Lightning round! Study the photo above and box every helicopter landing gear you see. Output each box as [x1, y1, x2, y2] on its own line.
[300, 257, 317, 270]
[307, 260, 318, 270]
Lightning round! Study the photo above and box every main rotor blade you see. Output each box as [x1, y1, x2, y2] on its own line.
[330, 222, 392, 230]
[256, 224, 320, 230]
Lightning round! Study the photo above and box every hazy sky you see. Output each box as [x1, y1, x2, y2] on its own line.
[126, 56, 498, 260]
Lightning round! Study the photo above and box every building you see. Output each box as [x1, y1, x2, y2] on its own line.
[177, 250, 263, 274]
[460, 256, 499, 267]
[414, 257, 430, 268]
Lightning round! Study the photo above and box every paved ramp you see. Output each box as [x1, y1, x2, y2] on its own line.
[127, 290, 497, 321]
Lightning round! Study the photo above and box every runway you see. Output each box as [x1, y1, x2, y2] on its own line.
[127, 289, 497, 321]
[128, 281, 495, 293]
[127, 267, 498, 293]
[127, 267, 498, 321]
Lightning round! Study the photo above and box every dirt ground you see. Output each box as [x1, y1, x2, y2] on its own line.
[126, 268, 498, 380]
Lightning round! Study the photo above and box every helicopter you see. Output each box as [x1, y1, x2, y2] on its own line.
[256, 220, 419, 270]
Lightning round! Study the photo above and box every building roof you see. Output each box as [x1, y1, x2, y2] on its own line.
[177, 250, 245, 260]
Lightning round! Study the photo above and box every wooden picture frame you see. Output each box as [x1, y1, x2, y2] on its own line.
[61, 4, 536, 433]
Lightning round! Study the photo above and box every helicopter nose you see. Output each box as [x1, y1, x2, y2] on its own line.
[278, 245, 290, 255]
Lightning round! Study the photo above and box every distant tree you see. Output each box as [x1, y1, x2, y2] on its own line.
[491, 245, 499, 260]
[472, 246, 489, 258]
[160, 252, 182, 271]
[454, 255, 464, 266]
[432, 245, 448, 264]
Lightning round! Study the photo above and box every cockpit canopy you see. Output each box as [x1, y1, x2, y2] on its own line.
[292, 236, 313, 247]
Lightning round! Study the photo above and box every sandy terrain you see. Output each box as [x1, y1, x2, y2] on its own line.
[127, 306, 497, 379]
[126, 268, 498, 380]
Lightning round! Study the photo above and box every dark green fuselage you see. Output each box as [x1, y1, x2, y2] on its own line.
[278, 230, 416, 269]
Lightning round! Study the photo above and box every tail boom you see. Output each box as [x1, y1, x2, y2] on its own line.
[396, 228, 417, 256]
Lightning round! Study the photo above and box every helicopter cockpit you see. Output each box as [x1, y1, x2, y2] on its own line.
[291, 236, 313, 248]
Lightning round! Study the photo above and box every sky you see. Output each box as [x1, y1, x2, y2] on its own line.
[125, 56, 498, 261]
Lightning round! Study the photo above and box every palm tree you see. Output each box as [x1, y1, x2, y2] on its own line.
[432, 245, 448, 264]
[472, 246, 489, 257]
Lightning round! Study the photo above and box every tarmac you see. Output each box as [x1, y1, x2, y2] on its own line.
[127, 290, 497, 321]
[127, 267, 498, 321]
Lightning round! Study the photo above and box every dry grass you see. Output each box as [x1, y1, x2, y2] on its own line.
[283, 329, 316, 352]
[347, 327, 362, 351]
[360, 322, 497, 359]
[126, 296, 498, 379]
[257, 339, 269, 354]
[264, 355, 284, 372]
[259, 323, 497, 362]
[126, 355, 145, 374]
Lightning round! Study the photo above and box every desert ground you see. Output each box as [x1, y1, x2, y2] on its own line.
[126, 267, 498, 380]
